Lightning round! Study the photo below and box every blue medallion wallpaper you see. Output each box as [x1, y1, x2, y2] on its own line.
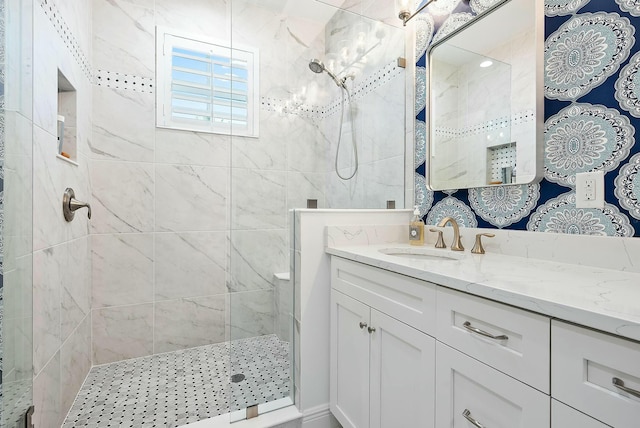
[415, 0, 640, 237]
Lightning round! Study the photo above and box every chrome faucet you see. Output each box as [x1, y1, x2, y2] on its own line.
[437, 216, 464, 251]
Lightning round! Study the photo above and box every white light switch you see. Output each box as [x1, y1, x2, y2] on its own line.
[575, 171, 604, 209]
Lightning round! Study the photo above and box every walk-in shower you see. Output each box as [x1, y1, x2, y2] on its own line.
[1, 0, 406, 426]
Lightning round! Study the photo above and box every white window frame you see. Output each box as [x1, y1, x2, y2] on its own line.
[156, 27, 260, 138]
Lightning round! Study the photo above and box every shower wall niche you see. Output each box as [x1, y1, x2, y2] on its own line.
[57, 70, 77, 162]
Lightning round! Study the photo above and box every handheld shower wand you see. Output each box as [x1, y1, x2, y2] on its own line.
[308, 59, 358, 180]
[308, 59, 347, 89]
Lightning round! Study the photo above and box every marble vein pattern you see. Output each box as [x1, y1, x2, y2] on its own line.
[155, 127, 229, 167]
[60, 317, 91, 418]
[544, 103, 635, 187]
[526, 191, 635, 236]
[92, 304, 154, 365]
[155, 165, 227, 233]
[90, 161, 154, 233]
[228, 290, 276, 340]
[39, 0, 92, 80]
[614, 152, 640, 220]
[231, 169, 286, 230]
[229, 230, 287, 293]
[154, 295, 226, 354]
[91, 233, 154, 307]
[61, 236, 90, 340]
[544, 12, 635, 101]
[154, 232, 226, 301]
[325, 243, 640, 342]
[91, 86, 155, 162]
[92, 0, 155, 78]
[33, 246, 62, 375]
[33, 351, 62, 428]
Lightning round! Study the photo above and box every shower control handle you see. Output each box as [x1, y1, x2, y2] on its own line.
[63, 188, 92, 221]
[359, 322, 368, 330]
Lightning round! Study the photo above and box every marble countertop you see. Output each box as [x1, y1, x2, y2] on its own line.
[326, 243, 640, 342]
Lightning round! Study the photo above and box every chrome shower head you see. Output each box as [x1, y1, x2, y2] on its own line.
[308, 58, 346, 89]
[309, 59, 325, 74]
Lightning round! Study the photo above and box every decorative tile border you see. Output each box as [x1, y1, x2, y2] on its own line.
[94, 70, 155, 94]
[434, 110, 535, 138]
[40, 0, 92, 81]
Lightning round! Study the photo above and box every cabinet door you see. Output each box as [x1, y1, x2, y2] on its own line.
[369, 310, 435, 428]
[330, 290, 371, 428]
[552, 400, 611, 428]
[436, 342, 550, 428]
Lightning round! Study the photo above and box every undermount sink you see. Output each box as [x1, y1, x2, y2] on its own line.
[378, 247, 464, 261]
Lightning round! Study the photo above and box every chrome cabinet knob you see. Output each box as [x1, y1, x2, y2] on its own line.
[367, 326, 376, 334]
[359, 322, 368, 329]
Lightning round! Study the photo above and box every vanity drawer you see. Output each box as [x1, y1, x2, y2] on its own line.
[551, 400, 611, 428]
[552, 320, 640, 428]
[436, 287, 550, 393]
[331, 257, 437, 336]
[435, 342, 550, 428]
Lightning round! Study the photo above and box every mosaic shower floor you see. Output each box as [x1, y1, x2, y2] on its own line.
[62, 335, 291, 428]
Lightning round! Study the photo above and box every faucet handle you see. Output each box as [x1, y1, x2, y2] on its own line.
[429, 228, 446, 249]
[471, 233, 495, 254]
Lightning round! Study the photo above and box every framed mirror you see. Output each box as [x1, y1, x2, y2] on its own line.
[427, 0, 544, 191]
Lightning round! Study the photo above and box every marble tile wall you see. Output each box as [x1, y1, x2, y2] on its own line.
[322, 10, 406, 209]
[30, 0, 94, 426]
[89, 0, 407, 369]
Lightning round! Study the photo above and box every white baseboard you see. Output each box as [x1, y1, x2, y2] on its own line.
[302, 405, 341, 428]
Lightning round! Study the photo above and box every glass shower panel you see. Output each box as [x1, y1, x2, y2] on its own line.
[2, 0, 34, 426]
[228, 0, 405, 420]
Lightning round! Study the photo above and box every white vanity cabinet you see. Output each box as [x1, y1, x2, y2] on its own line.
[330, 258, 436, 428]
[329, 255, 639, 428]
[435, 342, 550, 428]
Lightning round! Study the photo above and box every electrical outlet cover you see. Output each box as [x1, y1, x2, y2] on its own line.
[575, 171, 604, 209]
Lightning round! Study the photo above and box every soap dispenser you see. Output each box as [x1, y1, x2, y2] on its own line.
[409, 205, 424, 246]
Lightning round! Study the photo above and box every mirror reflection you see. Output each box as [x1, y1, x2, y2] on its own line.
[428, 0, 543, 190]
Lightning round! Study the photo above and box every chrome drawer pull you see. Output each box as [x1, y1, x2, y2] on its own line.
[462, 321, 508, 341]
[462, 409, 486, 428]
[612, 377, 640, 399]
[359, 321, 368, 329]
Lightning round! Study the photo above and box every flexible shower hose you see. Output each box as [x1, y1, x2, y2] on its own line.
[335, 86, 358, 180]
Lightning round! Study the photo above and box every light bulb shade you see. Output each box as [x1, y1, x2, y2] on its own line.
[395, 0, 412, 19]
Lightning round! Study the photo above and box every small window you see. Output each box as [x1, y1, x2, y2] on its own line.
[156, 28, 259, 137]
